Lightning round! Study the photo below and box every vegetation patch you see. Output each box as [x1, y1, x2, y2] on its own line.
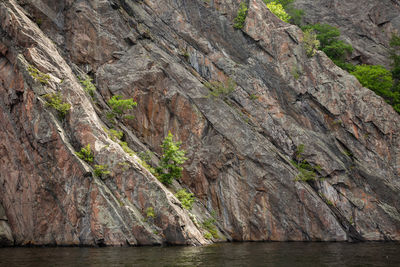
[291, 144, 324, 182]
[79, 76, 96, 98]
[302, 29, 320, 57]
[265, 1, 291, 23]
[175, 189, 195, 210]
[94, 164, 110, 178]
[202, 218, 219, 239]
[205, 78, 236, 99]
[233, 2, 248, 29]
[28, 65, 50, 85]
[75, 144, 94, 163]
[43, 93, 71, 119]
[107, 95, 137, 120]
[156, 132, 187, 185]
[146, 207, 155, 219]
[263, 0, 304, 26]
[302, 23, 353, 71]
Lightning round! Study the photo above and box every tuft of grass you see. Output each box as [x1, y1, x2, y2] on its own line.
[202, 218, 219, 239]
[43, 93, 71, 119]
[146, 207, 155, 219]
[291, 144, 325, 182]
[28, 65, 50, 85]
[93, 164, 110, 178]
[79, 76, 96, 98]
[75, 144, 94, 163]
[175, 189, 195, 210]
[205, 78, 236, 99]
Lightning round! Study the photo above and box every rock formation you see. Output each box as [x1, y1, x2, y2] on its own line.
[294, 0, 400, 67]
[0, 0, 399, 246]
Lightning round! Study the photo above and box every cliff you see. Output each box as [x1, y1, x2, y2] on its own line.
[0, 0, 399, 246]
[294, 0, 400, 67]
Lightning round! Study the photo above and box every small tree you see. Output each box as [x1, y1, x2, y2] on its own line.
[233, 2, 248, 29]
[266, 2, 291, 23]
[107, 95, 137, 120]
[303, 29, 320, 57]
[156, 132, 188, 185]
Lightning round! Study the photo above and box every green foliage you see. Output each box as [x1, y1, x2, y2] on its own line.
[28, 65, 50, 85]
[205, 78, 236, 99]
[175, 189, 195, 210]
[204, 232, 213, 240]
[107, 95, 137, 119]
[263, 0, 293, 8]
[303, 29, 320, 57]
[138, 151, 153, 163]
[94, 164, 110, 178]
[390, 34, 400, 82]
[233, 2, 248, 29]
[302, 24, 353, 68]
[351, 64, 400, 113]
[105, 128, 123, 142]
[264, 0, 303, 26]
[119, 141, 135, 156]
[249, 94, 259, 100]
[202, 218, 219, 239]
[146, 207, 155, 218]
[286, 6, 304, 26]
[291, 65, 302, 80]
[79, 76, 96, 97]
[156, 132, 188, 185]
[265, 2, 291, 23]
[43, 93, 71, 119]
[291, 144, 324, 182]
[75, 144, 94, 163]
[351, 65, 393, 96]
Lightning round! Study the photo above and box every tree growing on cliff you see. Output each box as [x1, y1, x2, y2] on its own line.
[156, 132, 187, 185]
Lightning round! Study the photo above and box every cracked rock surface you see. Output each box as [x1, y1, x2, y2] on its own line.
[0, 0, 399, 246]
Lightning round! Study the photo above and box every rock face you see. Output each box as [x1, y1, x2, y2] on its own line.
[0, 203, 13, 246]
[0, 0, 399, 246]
[294, 0, 400, 67]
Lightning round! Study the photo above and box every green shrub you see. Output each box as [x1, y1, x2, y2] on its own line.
[351, 65, 393, 95]
[265, 2, 291, 23]
[291, 144, 324, 182]
[94, 164, 110, 178]
[286, 6, 304, 26]
[390, 34, 400, 82]
[204, 232, 213, 240]
[303, 29, 320, 57]
[234, 2, 248, 29]
[156, 132, 187, 185]
[351, 64, 400, 113]
[75, 144, 94, 163]
[175, 189, 195, 210]
[202, 218, 219, 239]
[205, 78, 236, 99]
[107, 95, 137, 119]
[263, 0, 303, 26]
[105, 128, 123, 142]
[79, 76, 96, 97]
[302, 24, 353, 68]
[263, 0, 293, 8]
[43, 93, 71, 119]
[146, 207, 155, 218]
[28, 65, 50, 85]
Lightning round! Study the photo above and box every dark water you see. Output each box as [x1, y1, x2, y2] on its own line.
[0, 242, 399, 267]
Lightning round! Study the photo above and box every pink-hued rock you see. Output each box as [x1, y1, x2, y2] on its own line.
[0, 0, 399, 246]
[294, 0, 400, 67]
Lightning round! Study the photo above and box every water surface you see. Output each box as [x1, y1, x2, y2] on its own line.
[0, 242, 399, 266]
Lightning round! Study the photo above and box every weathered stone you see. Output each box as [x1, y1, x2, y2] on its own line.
[293, 0, 400, 67]
[0, 0, 399, 246]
